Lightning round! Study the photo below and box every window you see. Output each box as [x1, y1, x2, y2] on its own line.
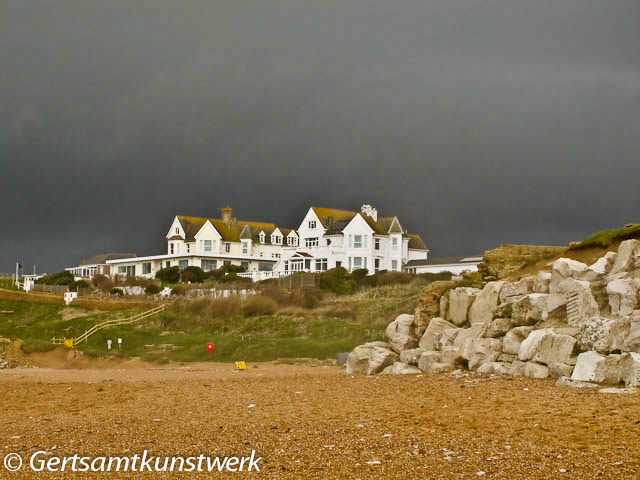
[308, 220, 316, 229]
[175, 227, 180, 234]
[258, 263, 273, 271]
[201, 259, 217, 271]
[203, 240, 212, 252]
[186, 244, 190, 253]
[392, 236, 399, 249]
[119, 265, 135, 276]
[326, 238, 332, 246]
[179, 260, 188, 270]
[375, 258, 380, 271]
[165, 261, 171, 268]
[284, 261, 288, 271]
[170, 243, 174, 254]
[305, 237, 319, 248]
[315, 258, 328, 271]
[118, 266, 126, 274]
[142, 262, 151, 275]
[336, 261, 342, 268]
[223, 260, 231, 266]
[225, 243, 231, 253]
[241, 261, 249, 271]
[288, 236, 297, 246]
[242, 241, 249, 254]
[259, 233, 265, 244]
[392, 260, 398, 271]
[375, 238, 380, 250]
[271, 235, 281, 245]
[353, 235, 362, 248]
[305, 259, 311, 270]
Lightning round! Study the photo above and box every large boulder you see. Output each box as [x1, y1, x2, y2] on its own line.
[419, 318, 456, 350]
[417, 350, 442, 373]
[511, 294, 567, 326]
[388, 361, 422, 375]
[468, 281, 504, 326]
[455, 323, 486, 360]
[503, 326, 535, 355]
[485, 318, 514, 338]
[468, 338, 503, 371]
[609, 239, 640, 275]
[607, 278, 639, 317]
[548, 362, 574, 379]
[555, 278, 600, 326]
[366, 347, 399, 375]
[623, 315, 640, 353]
[446, 287, 481, 326]
[518, 329, 578, 365]
[399, 348, 426, 366]
[499, 277, 534, 303]
[477, 361, 511, 376]
[588, 252, 617, 276]
[620, 352, 640, 387]
[550, 258, 590, 291]
[523, 361, 550, 379]
[438, 327, 461, 349]
[533, 271, 552, 294]
[385, 314, 419, 353]
[570, 351, 624, 385]
[414, 281, 457, 335]
[346, 341, 392, 374]
[577, 316, 630, 354]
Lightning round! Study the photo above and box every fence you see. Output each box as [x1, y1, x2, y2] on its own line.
[277, 273, 316, 289]
[51, 304, 167, 346]
[31, 284, 68, 295]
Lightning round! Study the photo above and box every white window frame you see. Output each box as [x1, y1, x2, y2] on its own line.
[170, 243, 174, 255]
[225, 242, 231, 253]
[142, 262, 152, 275]
[309, 220, 316, 229]
[353, 235, 362, 248]
[375, 238, 380, 250]
[392, 259, 398, 271]
[203, 239, 212, 252]
[242, 241, 249, 254]
[305, 237, 319, 248]
[259, 233, 265, 244]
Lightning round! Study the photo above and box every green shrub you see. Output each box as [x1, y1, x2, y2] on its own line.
[110, 287, 123, 296]
[155, 266, 180, 284]
[291, 287, 324, 309]
[373, 271, 413, 286]
[219, 272, 238, 283]
[242, 295, 278, 317]
[70, 280, 89, 291]
[417, 271, 454, 282]
[317, 267, 357, 295]
[145, 283, 161, 295]
[92, 274, 114, 291]
[181, 266, 206, 283]
[36, 271, 75, 286]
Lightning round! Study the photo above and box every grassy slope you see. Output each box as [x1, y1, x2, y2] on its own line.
[0, 282, 422, 363]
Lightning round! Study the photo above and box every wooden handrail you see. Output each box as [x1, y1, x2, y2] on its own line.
[51, 304, 167, 345]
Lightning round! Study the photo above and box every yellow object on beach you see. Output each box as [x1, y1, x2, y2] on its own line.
[235, 361, 247, 370]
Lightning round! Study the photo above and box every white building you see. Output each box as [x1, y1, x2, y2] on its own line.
[66, 204, 429, 281]
[272, 205, 429, 276]
[403, 256, 482, 275]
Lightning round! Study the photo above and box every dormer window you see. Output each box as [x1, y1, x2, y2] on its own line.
[259, 232, 265, 244]
[271, 235, 281, 245]
[288, 236, 297, 246]
[309, 220, 316, 229]
[175, 227, 180, 234]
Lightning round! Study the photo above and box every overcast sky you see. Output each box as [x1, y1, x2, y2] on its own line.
[1, 1, 639, 273]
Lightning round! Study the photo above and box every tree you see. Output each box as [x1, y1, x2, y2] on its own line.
[181, 266, 206, 283]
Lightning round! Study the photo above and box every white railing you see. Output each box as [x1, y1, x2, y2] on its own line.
[237, 271, 290, 281]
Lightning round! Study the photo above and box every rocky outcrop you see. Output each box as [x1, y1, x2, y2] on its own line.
[346, 242, 640, 387]
[478, 244, 566, 280]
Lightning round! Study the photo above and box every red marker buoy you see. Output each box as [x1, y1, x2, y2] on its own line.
[207, 342, 214, 351]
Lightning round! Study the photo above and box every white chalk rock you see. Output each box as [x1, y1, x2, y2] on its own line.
[570, 351, 624, 385]
[607, 278, 639, 317]
[346, 341, 392, 374]
[446, 287, 481, 326]
[385, 314, 419, 353]
[511, 294, 567, 326]
[468, 282, 504, 326]
[366, 347, 399, 375]
[518, 329, 578, 365]
[577, 316, 630, 354]
[419, 318, 456, 351]
[609, 239, 640, 275]
[399, 348, 426, 366]
[503, 326, 535, 355]
[389, 361, 422, 375]
[468, 338, 503, 371]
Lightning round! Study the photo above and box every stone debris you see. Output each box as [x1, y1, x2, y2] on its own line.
[347, 240, 640, 388]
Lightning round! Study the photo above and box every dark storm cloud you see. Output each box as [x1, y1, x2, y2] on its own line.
[1, 1, 639, 272]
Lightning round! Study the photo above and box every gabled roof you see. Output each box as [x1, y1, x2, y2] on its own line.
[177, 215, 289, 243]
[80, 253, 136, 265]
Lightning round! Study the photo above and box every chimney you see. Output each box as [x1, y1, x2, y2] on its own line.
[221, 205, 233, 225]
[360, 204, 378, 222]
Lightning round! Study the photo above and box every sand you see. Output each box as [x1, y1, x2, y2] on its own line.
[1, 364, 639, 478]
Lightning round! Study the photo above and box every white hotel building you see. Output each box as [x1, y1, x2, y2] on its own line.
[67, 205, 429, 282]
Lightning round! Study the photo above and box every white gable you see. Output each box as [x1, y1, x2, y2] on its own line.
[194, 220, 222, 240]
[297, 208, 324, 232]
[287, 230, 298, 238]
[166, 216, 185, 239]
[342, 213, 375, 235]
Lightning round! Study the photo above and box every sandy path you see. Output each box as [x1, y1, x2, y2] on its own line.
[0, 365, 639, 478]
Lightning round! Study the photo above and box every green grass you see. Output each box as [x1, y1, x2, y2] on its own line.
[0, 281, 423, 363]
[570, 223, 640, 249]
